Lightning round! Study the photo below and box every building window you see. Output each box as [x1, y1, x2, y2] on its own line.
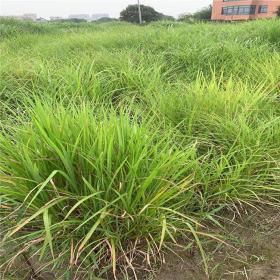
[222, 5, 256, 15]
[258, 5, 268, 13]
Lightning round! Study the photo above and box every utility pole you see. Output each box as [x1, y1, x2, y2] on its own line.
[137, 0, 143, 24]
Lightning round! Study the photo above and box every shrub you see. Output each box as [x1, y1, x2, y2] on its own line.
[0, 103, 203, 278]
[277, 6, 280, 17]
[120, 5, 171, 24]
[179, 5, 212, 21]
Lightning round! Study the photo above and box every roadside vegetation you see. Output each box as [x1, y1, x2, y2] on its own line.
[0, 18, 280, 279]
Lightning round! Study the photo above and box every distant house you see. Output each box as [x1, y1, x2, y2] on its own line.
[211, 0, 280, 20]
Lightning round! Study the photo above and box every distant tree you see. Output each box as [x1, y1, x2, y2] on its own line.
[179, 6, 212, 22]
[277, 6, 280, 17]
[160, 14, 175, 21]
[120, 5, 164, 23]
[61, 18, 87, 23]
[178, 13, 195, 22]
[95, 17, 118, 23]
[193, 5, 212, 21]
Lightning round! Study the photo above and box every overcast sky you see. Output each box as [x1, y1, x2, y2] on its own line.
[0, 0, 212, 18]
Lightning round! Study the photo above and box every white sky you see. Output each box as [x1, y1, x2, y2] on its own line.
[0, 0, 212, 18]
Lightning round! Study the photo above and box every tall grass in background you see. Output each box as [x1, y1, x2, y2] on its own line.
[0, 18, 280, 278]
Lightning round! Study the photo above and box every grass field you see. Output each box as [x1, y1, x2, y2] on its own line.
[0, 18, 280, 279]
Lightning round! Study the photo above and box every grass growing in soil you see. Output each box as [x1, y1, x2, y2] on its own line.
[0, 18, 280, 279]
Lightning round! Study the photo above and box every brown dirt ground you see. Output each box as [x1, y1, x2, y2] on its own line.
[4, 207, 280, 280]
[154, 207, 280, 280]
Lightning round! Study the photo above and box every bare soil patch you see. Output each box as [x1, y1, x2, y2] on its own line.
[4, 207, 280, 280]
[154, 207, 280, 280]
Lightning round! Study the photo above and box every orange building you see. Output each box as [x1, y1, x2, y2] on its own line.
[211, 0, 280, 20]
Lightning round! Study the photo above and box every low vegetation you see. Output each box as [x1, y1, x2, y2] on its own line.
[0, 18, 280, 279]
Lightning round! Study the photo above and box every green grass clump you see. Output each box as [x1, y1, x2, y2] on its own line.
[0, 103, 203, 278]
[0, 19, 280, 279]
